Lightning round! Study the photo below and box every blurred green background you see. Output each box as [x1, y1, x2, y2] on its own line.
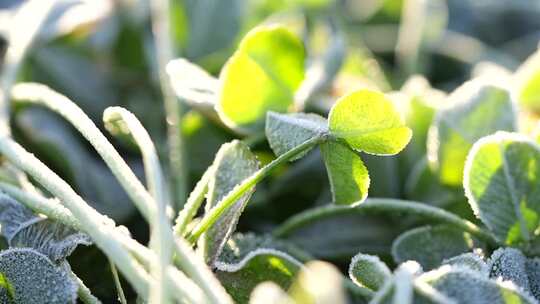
[2, 0, 540, 301]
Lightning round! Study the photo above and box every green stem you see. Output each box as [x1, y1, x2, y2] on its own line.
[109, 260, 128, 304]
[273, 198, 497, 245]
[72, 271, 102, 304]
[150, 0, 187, 209]
[186, 136, 325, 243]
[174, 166, 212, 236]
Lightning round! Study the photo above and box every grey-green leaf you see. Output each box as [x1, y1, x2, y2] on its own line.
[0, 248, 77, 303]
[442, 253, 488, 274]
[421, 267, 537, 304]
[0, 194, 91, 262]
[348, 253, 391, 291]
[215, 237, 302, 304]
[199, 140, 260, 266]
[428, 80, 516, 186]
[265, 112, 328, 161]
[392, 225, 482, 270]
[488, 248, 530, 294]
[464, 132, 540, 245]
[321, 141, 370, 205]
[525, 258, 540, 300]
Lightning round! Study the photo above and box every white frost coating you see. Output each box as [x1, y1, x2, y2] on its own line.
[201, 140, 260, 266]
[214, 248, 304, 273]
[11, 83, 156, 223]
[265, 112, 328, 161]
[442, 252, 488, 275]
[348, 253, 391, 291]
[463, 131, 540, 234]
[488, 248, 531, 294]
[0, 248, 78, 303]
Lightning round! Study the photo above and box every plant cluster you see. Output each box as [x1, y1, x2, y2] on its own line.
[2, 0, 540, 304]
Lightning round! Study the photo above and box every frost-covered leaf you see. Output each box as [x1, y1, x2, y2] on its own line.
[10, 220, 91, 262]
[199, 141, 260, 265]
[420, 266, 537, 304]
[0, 248, 77, 303]
[525, 258, 540, 300]
[321, 141, 369, 206]
[464, 132, 540, 245]
[0, 194, 90, 262]
[442, 253, 488, 274]
[265, 112, 328, 161]
[428, 80, 516, 186]
[515, 49, 540, 112]
[488, 248, 531, 295]
[392, 225, 482, 270]
[275, 203, 402, 261]
[328, 89, 412, 155]
[217, 25, 305, 133]
[215, 235, 303, 304]
[348, 253, 391, 291]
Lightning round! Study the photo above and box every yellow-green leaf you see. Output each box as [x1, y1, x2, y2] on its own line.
[328, 90, 412, 155]
[217, 25, 305, 133]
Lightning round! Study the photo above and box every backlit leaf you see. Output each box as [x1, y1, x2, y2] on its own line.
[428, 80, 516, 186]
[464, 132, 540, 245]
[515, 49, 540, 112]
[328, 89, 412, 155]
[217, 25, 305, 133]
[320, 141, 369, 205]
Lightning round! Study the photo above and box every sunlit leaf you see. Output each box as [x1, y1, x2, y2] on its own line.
[392, 225, 482, 270]
[515, 49, 540, 112]
[428, 80, 516, 186]
[199, 140, 260, 265]
[464, 132, 540, 245]
[348, 253, 391, 291]
[288, 261, 347, 304]
[217, 25, 305, 133]
[328, 89, 412, 155]
[320, 141, 369, 205]
[0, 248, 77, 303]
[265, 112, 328, 161]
